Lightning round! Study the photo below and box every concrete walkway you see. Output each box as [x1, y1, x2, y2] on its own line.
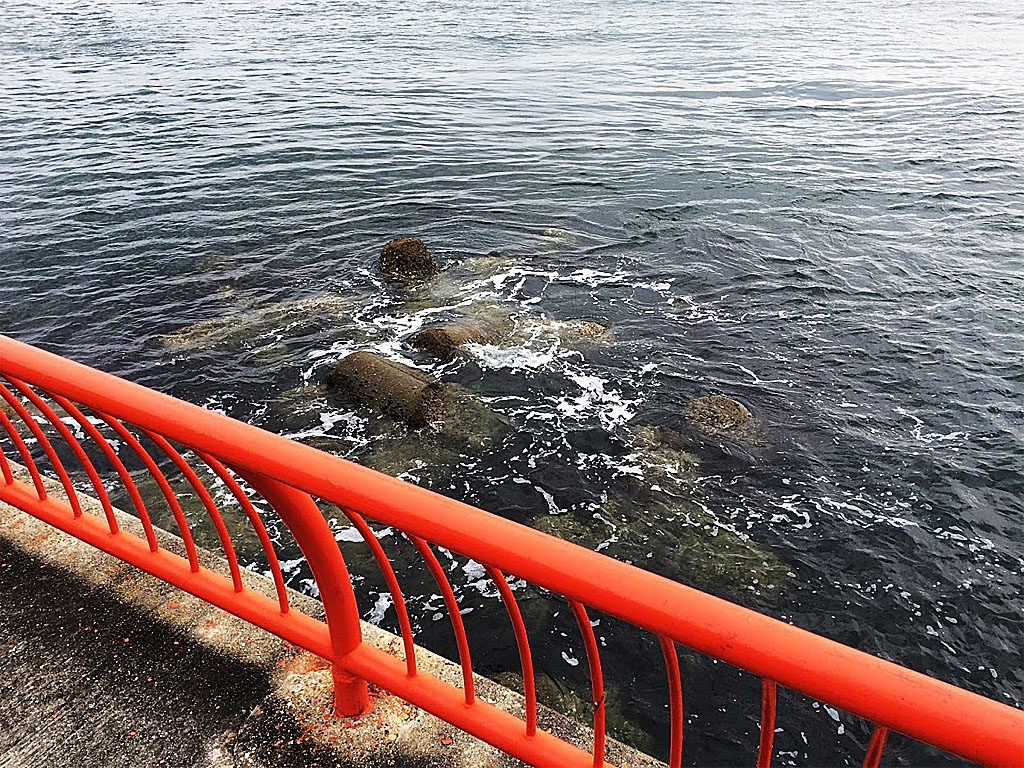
[0, 466, 664, 768]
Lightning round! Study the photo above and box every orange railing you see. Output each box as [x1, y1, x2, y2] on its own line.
[0, 333, 1021, 768]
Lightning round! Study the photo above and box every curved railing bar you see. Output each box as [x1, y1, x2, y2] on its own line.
[8, 378, 118, 533]
[141, 429, 243, 593]
[0, 441, 12, 485]
[0, 407, 45, 498]
[198, 452, 289, 613]
[95, 412, 200, 572]
[339, 507, 416, 677]
[3, 335, 1022, 768]
[568, 599, 606, 768]
[51, 394, 159, 552]
[862, 725, 889, 768]
[237, 471, 368, 715]
[658, 636, 683, 768]
[0, 382, 81, 515]
[407, 534, 474, 704]
[484, 565, 538, 737]
[757, 679, 777, 768]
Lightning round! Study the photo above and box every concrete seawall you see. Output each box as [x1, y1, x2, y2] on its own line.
[0, 463, 665, 768]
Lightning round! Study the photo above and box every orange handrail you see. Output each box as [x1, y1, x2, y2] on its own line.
[0, 333, 1021, 768]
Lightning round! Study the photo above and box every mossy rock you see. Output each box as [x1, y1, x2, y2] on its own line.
[685, 394, 753, 435]
[490, 670, 653, 753]
[326, 351, 445, 428]
[379, 237, 440, 280]
[558, 319, 609, 342]
[534, 496, 788, 600]
[432, 385, 507, 449]
[540, 227, 578, 245]
[160, 294, 358, 350]
[266, 383, 330, 430]
[633, 425, 700, 487]
[512, 316, 612, 347]
[362, 434, 459, 485]
[601, 496, 789, 599]
[409, 323, 493, 361]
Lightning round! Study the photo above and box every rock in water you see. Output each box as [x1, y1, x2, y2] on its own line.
[327, 351, 445, 428]
[409, 323, 493, 360]
[379, 237, 440, 280]
[559, 319, 609, 342]
[1, 398, 17, 419]
[685, 394, 753, 435]
[540, 227, 578, 244]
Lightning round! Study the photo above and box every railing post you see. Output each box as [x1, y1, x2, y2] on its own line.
[241, 471, 369, 716]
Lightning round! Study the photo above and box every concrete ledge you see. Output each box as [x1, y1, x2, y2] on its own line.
[0, 463, 665, 768]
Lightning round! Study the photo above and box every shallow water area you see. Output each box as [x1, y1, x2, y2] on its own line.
[2, 0, 1023, 764]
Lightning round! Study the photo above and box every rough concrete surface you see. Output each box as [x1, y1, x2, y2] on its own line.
[0, 464, 664, 768]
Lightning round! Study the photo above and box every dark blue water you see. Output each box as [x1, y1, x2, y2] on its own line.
[2, 1, 1022, 765]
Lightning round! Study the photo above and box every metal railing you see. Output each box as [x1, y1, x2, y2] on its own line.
[0, 333, 1021, 768]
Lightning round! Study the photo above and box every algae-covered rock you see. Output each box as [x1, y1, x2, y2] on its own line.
[363, 433, 459, 485]
[533, 494, 788, 600]
[267, 383, 330, 430]
[1, 398, 17, 419]
[327, 351, 445, 428]
[461, 252, 516, 277]
[409, 323, 493, 360]
[558, 319, 609, 342]
[492, 669, 592, 725]
[379, 237, 440, 280]
[432, 384, 507, 449]
[514, 316, 612, 347]
[685, 394, 753, 435]
[540, 227, 578, 245]
[603, 495, 788, 598]
[363, 384, 506, 480]
[491, 669, 653, 753]
[160, 294, 357, 350]
[633, 425, 700, 486]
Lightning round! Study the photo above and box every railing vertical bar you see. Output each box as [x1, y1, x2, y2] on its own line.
[757, 679, 777, 768]
[95, 412, 200, 572]
[407, 534, 474, 704]
[0, 381, 81, 515]
[340, 507, 416, 677]
[862, 724, 890, 768]
[485, 565, 537, 737]
[9, 378, 118, 533]
[568, 599, 606, 768]
[199, 453, 289, 612]
[141, 429, 244, 593]
[0, 442, 12, 484]
[658, 635, 683, 768]
[51, 394, 159, 552]
[0, 407, 47, 499]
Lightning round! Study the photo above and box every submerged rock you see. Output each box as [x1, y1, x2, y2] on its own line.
[433, 384, 506, 449]
[604, 495, 788, 599]
[633, 425, 700, 485]
[461, 252, 516, 277]
[364, 383, 506, 478]
[160, 294, 357, 350]
[557, 319, 610, 342]
[515, 316, 612, 345]
[534, 489, 787, 599]
[409, 323, 494, 360]
[327, 351, 445, 428]
[685, 394, 754, 436]
[540, 227, 578, 245]
[379, 237, 440, 280]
